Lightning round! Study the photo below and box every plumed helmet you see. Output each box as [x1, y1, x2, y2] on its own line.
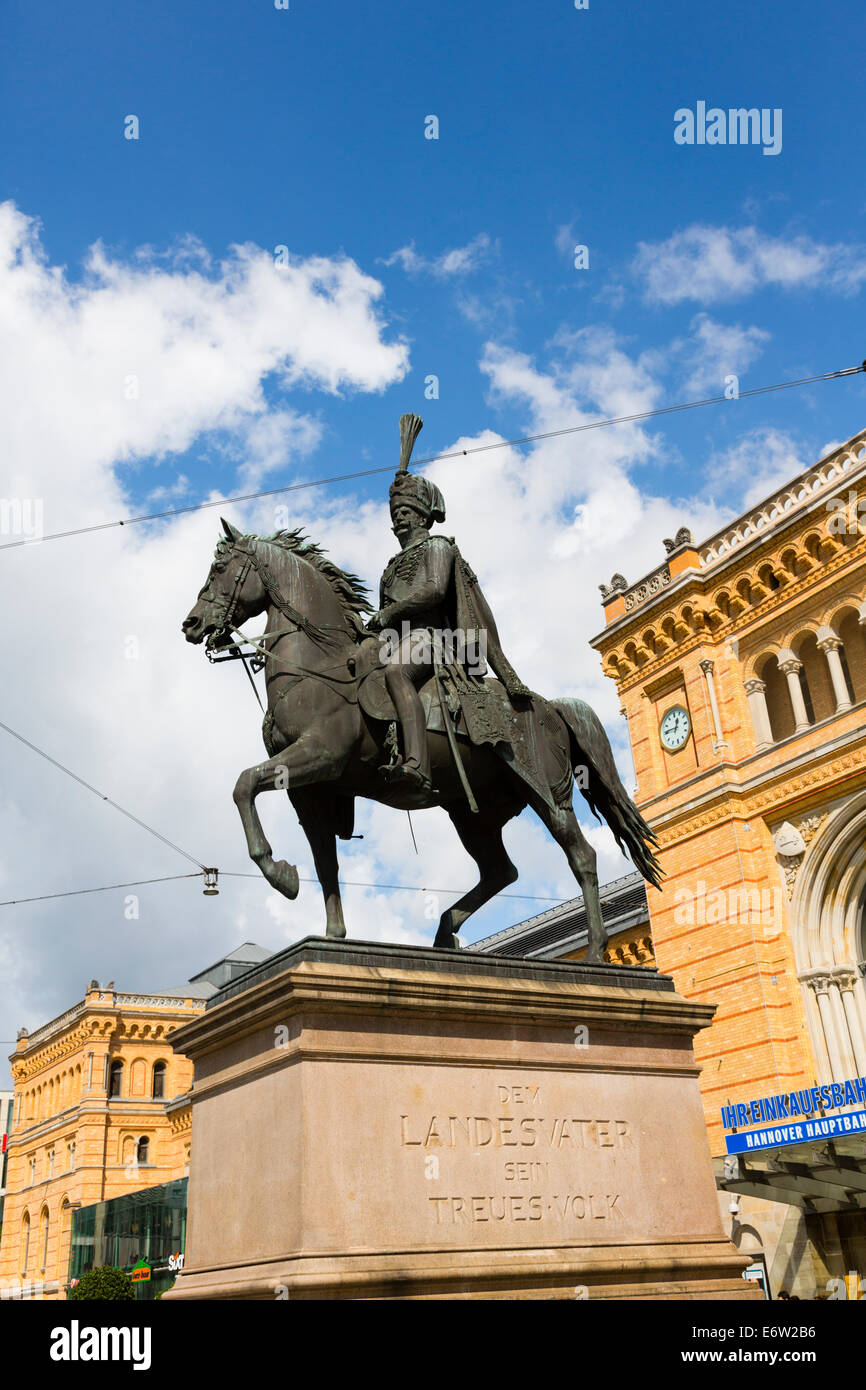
[388, 412, 446, 524]
[389, 471, 446, 524]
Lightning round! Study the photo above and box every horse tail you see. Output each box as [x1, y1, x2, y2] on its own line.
[551, 697, 663, 890]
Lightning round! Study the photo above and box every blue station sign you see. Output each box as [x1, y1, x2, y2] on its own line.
[721, 1076, 866, 1155]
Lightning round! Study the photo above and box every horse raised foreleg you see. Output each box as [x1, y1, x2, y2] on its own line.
[434, 811, 518, 949]
[529, 797, 606, 964]
[232, 734, 341, 901]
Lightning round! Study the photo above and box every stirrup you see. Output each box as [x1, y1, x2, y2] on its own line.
[380, 762, 433, 794]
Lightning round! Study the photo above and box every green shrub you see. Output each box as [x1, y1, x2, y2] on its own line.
[68, 1266, 136, 1301]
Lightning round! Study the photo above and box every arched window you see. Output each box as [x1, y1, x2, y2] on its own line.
[796, 634, 832, 723]
[60, 1199, 73, 1276]
[152, 1062, 166, 1099]
[39, 1208, 49, 1270]
[108, 1060, 123, 1098]
[760, 655, 795, 742]
[758, 564, 781, 592]
[838, 612, 866, 702]
[136, 1136, 149, 1166]
[20, 1212, 30, 1273]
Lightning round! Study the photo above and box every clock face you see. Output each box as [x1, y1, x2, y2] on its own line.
[660, 705, 691, 751]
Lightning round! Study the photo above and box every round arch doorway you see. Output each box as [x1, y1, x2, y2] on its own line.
[788, 792, 866, 1082]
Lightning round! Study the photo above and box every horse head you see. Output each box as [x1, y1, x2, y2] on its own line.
[182, 517, 268, 652]
[184, 517, 373, 654]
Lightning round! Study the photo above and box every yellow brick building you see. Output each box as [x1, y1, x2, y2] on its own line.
[589, 426, 866, 1294]
[0, 942, 270, 1299]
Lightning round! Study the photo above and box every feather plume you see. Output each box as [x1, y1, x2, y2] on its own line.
[398, 413, 424, 473]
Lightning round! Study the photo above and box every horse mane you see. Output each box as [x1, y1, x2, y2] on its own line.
[259, 528, 373, 635]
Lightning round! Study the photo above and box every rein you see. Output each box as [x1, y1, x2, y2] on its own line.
[206, 537, 369, 706]
[218, 540, 349, 648]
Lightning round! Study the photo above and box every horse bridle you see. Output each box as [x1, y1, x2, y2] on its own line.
[205, 537, 357, 668]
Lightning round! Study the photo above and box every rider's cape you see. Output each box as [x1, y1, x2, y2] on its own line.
[441, 547, 571, 812]
[451, 548, 531, 704]
[372, 536, 566, 811]
[446, 546, 535, 752]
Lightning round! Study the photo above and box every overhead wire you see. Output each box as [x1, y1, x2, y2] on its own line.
[0, 361, 862, 907]
[0, 363, 861, 553]
[0, 874, 201, 907]
[0, 871, 563, 908]
[0, 721, 207, 870]
[0, 724, 564, 904]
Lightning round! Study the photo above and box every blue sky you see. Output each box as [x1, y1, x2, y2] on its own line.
[1, 0, 865, 1043]
[4, 0, 865, 498]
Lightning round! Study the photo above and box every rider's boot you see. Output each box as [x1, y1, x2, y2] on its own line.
[382, 669, 435, 802]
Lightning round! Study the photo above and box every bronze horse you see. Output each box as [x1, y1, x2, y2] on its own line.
[182, 519, 661, 961]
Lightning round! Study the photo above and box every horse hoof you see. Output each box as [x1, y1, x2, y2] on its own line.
[433, 932, 459, 950]
[273, 860, 299, 900]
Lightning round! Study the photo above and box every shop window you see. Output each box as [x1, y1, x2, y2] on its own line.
[152, 1062, 166, 1099]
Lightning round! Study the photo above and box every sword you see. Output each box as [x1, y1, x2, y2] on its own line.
[433, 654, 478, 814]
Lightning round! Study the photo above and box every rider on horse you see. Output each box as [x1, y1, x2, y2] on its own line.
[365, 415, 531, 803]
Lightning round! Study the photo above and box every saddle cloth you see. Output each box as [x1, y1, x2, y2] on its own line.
[356, 662, 566, 810]
[357, 664, 470, 740]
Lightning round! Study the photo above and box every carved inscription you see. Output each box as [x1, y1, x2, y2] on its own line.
[428, 1193, 622, 1224]
[399, 1114, 634, 1149]
[399, 1081, 634, 1227]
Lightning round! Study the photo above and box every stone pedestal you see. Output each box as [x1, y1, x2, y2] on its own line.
[165, 939, 757, 1300]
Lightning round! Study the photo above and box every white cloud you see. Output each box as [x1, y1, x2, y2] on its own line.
[705, 427, 806, 507]
[147, 474, 191, 503]
[381, 233, 493, 278]
[0, 202, 409, 1046]
[554, 223, 577, 258]
[0, 203, 756, 1058]
[675, 312, 770, 394]
[633, 224, 866, 305]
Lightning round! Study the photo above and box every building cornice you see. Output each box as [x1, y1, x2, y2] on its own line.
[592, 429, 866, 645]
[12, 997, 206, 1073]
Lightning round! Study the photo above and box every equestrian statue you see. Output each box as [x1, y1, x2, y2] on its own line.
[182, 413, 661, 961]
